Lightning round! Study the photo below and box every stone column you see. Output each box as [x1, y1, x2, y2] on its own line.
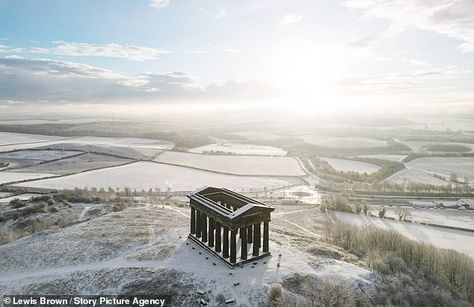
[208, 218, 215, 247]
[202, 213, 208, 243]
[256, 222, 261, 249]
[263, 221, 269, 253]
[240, 227, 247, 260]
[247, 225, 253, 243]
[252, 223, 260, 257]
[190, 207, 196, 234]
[223, 226, 229, 258]
[196, 210, 201, 238]
[230, 229, 237, 263]
[215, 222, 222, 253]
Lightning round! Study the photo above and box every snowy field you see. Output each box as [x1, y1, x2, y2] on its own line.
[0, 204, 375, 306]
[65, 136, 175, 150]
[0, 132, 174, 152]
[401, 141, 474, 152]
[299, 135, 388, 148]
[387, 207, 473, 230]
[0, 192, 13, 199]
[16, 161, 292, 192]
[12, 153, 131, 175]
[356, 154, 406, 162]
[321, 157, 381, 173]
[386, 168, 449, 185]
[334, 212, 474, 258]
[155, 151, 305, 176]
[404, 157, 474, 183]
[189, 142, 286, 156]
[0, 132, 66, 146]
[0, 149, 81, 161]
[0, 172, 55, 185]
[232, 131, 283, 141]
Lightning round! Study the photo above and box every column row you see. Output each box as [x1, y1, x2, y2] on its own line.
[190, 207, 270, 264]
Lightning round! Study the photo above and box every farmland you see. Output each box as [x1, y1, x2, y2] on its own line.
[407, 157, 474, 183]
[15, 161, 293, 191]
[0, 120, 473, 307]
[189, 142, 286, 156]
[334, 212, 474, 258]
[0, 172, 54, 185]
[155, 151, 305, 176]
[320, 157, 381, 173]
[299, 135, 388, 148]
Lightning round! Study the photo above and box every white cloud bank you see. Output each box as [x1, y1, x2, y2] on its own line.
[6, 41, 169, 61]
[345, 0, 474, 52]
[150, 0, 170, 10]
[0, 58, 277, 104]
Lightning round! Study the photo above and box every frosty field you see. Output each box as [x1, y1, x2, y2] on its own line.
[232, 130, 283, 141]
[155, 151, 305, 176]
[0, 172, 55, 185]
[16, 161, 292, 191]
[386, 168, 449, 185]
[334, 212, 474, 258]
[189, 142, 286, 156]
[0, 132, 174, 152]
[401, 141, 474, 152]
[321, 157, 381, 173]
[0, 149, 82, 161]
[368, 205, 474, 231]
[12, 153, 132, 175]
[356, 154, 406, 162]
[0, 132, 65, 146]
[407, 157, 474, 183]
[299, 135, 388, 148]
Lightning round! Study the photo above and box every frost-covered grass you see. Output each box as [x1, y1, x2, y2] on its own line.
[189, 142, 286, 156]
[402, 141, 474, 152]
[320, 157, 381, 174]
[0, 133, 174, 152]
[65, 136, 175, 150]
[386, 168, 448, 185]
[334, 212, 474, 258]
[0, 172, 55, 185]
[407, 157, 474, 183]
[356, 154, 406, 162]
[368, 205, 474, 231]
[0, 132, 64, 146]
[13, 153, 131, 175]
[0, 150, 82, 161]
[155, 151, 305, 176]
[0, 193, 39, 203]
[299, 135, 388, 148]
[0, 203, 374, 306]
[324, 219, 474, 305]
[16, 161, 291, 191]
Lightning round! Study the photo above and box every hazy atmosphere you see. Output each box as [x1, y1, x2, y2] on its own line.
[1, 1, 474, 307]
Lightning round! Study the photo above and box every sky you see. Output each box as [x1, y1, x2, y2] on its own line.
[0, 0, 473, 114]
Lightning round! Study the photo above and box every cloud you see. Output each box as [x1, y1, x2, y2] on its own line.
[150, 0, 170, 10]
[7, 41, 169, 61]
[344, 0, 474, 52]
[0, 58, 276, 103]
[344, 34, 380, 49]
[215, 10, 227, 19]
[280, 14, 303, 25]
